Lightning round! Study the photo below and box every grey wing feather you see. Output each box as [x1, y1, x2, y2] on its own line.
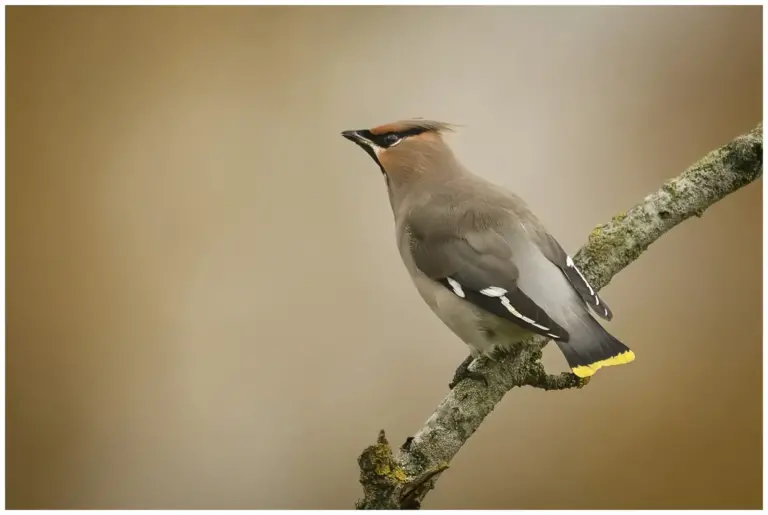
[535, 231, 613, 320]
[408, 226, 570, 341]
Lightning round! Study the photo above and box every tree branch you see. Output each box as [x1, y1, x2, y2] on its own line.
[355, 123, 762, 509]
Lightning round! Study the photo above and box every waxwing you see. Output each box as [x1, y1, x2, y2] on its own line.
[341, 119, 634, 380]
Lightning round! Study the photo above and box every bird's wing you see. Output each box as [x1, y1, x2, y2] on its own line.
[407, 224, 570, 341]
[530, 228, 613, 320]
[439, 177, 613, 321]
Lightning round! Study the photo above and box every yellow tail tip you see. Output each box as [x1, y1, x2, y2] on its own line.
[571, 350, 636, 378]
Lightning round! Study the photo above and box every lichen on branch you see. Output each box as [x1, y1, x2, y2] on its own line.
[355, 122, 762, 509]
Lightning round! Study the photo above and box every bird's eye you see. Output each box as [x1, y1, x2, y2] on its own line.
[385, 134, 401, 146]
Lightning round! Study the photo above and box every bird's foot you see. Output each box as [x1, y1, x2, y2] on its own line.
[490, 341, 525, 361]
[449, 354, 488, 389]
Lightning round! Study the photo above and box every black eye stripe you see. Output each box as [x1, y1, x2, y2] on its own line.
[361, 126, 428, 148]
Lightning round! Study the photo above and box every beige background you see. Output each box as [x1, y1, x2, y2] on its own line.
[6, 5, 762, 510]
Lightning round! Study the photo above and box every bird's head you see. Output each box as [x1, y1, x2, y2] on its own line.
[341, 119, 456, 176]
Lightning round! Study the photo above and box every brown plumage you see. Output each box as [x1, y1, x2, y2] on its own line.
[369, 119, 457, 136]
[377, 132, 461, 184]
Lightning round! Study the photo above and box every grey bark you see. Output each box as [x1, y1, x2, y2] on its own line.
[355, 122, 763, 509]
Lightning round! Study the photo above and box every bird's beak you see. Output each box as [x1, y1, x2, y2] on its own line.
[341, 128, 376, 155]
[341, 130, 363, 143]
[341, 128, 386, 174]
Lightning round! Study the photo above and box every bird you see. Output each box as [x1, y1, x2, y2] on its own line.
[341, 119, 634, 385]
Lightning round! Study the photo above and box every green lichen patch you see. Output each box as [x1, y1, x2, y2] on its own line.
[611, 212, 627, 223]
[356, 431, 409, 509]
[661, 182, 680, 199]
[361, 430, 407, 483]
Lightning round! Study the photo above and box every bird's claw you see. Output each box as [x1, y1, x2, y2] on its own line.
[449, 355, 488, 389]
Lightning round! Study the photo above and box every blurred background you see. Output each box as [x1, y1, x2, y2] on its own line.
[6, 5, 762, 510]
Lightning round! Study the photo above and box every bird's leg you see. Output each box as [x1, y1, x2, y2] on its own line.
[490, 340, 525, 361]
[449, 354, 488, 389]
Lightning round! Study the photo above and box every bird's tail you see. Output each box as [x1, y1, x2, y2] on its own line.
[553, 319, 635, 378]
